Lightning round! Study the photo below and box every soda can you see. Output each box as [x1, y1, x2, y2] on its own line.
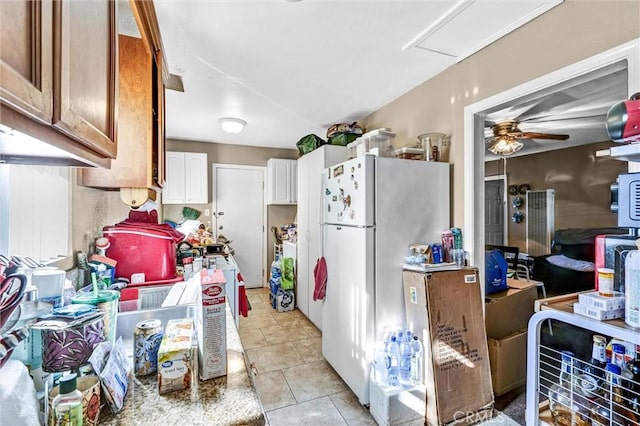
[432, 243, 443, 264]
[134, 319, 164, 376]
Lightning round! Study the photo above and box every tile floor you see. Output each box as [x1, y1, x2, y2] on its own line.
[239, 287, 523, 426]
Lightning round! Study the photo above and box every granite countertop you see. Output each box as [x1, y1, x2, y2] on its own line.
[100, 304, 265, 426]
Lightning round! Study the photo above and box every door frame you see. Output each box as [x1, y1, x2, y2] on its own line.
[484, 174, 508, 245]
[211, 163, 267, 287]
[463, 38, 640, 276]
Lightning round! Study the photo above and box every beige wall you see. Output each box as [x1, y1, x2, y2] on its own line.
[72, 139, 298, 284]
[484, 141, 627, 252]
[361, 0, 640, 229]
[165, 139, 298, 280]
[71, 175, 131, 254]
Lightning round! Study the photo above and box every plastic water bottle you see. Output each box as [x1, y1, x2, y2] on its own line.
[399, 331, 413, 385]
[386, 336, 400, 387]
[410, 335, 424, 386]
[372, 343, 388, 385]
[270, 255, 281, 279]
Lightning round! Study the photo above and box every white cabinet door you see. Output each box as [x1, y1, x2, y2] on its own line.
[185, 153, 208, 204]
[163, 152, 186, 204]
[163, 151, 207, 204]
[267, 158, 297, 205]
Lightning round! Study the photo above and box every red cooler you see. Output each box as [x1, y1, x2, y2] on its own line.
[103, 224, 181, 282]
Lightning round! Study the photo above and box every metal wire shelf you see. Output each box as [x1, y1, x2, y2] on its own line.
[526, 309, 639, 425]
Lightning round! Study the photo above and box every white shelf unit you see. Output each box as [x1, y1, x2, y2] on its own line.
[526, 309, 640, 425]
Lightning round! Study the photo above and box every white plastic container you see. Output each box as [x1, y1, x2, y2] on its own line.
[32, 268, 65, 308]
[347, 128, 396, 158]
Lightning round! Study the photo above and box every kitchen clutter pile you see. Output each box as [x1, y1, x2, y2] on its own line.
[403, 227, 466, 270]
[0, 205, 234, 425]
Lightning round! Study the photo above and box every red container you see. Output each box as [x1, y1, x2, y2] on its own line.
[103, 225, 178, 282]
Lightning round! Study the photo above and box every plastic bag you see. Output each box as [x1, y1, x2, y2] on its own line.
[485, 249, 508, 294]
[296, 134, 326, 156]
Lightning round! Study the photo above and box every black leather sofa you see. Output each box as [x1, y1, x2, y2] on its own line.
[531, 227, 630, 296]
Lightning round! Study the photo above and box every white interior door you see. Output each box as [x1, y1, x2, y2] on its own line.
[212, 164, 266, 288]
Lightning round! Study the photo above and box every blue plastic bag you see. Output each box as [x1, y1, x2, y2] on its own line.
[485, 249, 508, 294]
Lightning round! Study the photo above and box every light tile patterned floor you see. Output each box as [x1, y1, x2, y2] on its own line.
[239, 287, 523, 426]
[240, 287, 375, 426]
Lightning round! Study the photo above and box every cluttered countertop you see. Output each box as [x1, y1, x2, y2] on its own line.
[100, 303, 265, 426]
[0, 250, 264, 426]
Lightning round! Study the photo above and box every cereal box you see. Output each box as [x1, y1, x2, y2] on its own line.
[157, 318, 194, 394]
[197, 269, 227, 380]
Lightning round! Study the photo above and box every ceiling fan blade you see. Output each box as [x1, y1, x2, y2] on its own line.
[513, 132, 569, 140]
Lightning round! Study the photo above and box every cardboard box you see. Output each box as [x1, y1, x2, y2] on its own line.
[484, 279, 537, 397]
[485, 279, 538, 339]
[578, 291, 625, 311]
[488, 329, 527, 396]
[158, 318, 194, 394]
[403, 268, 494, 426]
[197, 269, 228, 380]
[369, 380, 426, 426]
[573, 302, 625, 320]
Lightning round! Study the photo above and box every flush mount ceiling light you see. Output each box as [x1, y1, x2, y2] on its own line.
[219, 117, 246, 134]
[488, 135, 523, 156]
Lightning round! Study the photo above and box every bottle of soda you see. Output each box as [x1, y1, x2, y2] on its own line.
[583, 335, 608, 397]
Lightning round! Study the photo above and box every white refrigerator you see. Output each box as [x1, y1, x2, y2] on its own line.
[321, 155, 450, 405]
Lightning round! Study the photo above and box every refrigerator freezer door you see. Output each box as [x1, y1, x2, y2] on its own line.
[322, 224, 375, 405]
[322, 156, 374, 227]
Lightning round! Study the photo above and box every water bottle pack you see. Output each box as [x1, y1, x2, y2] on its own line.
[375, 329, 424, 388]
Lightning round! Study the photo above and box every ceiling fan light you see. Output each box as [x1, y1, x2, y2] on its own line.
[219, 117, 247, 134]
[488, 137, 523, 156]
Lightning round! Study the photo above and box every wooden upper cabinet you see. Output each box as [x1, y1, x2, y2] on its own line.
[0, 0, 117, 164]
[80, 34, 163, 190]
[52, 0, 118, 158]
[0, 0, 53, 123]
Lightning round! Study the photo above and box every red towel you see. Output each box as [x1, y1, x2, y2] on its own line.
[313, 257, 328, 301]
[237, 273, 249, 317]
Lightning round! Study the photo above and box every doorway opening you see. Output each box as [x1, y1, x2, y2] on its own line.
[464, 39, 640, 277]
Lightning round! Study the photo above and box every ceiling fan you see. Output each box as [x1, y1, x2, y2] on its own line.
[486, 120, 569, 156]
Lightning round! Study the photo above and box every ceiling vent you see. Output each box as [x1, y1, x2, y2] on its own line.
[403, 1, 562, 62]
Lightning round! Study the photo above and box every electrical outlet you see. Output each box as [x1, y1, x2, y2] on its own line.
[205, 209, 210, 217]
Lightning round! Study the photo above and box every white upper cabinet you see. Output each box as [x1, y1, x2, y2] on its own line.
[163, 151, 208, 204]
[267, 158, 297, 205]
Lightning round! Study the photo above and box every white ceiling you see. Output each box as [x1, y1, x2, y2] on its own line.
[482, 61, 628, 160]
[151, 0, 562, 149]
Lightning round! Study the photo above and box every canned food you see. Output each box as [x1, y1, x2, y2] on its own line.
[134, 319, 163, 376]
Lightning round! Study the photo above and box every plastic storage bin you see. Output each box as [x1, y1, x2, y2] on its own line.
[347, 128, 396, 158]
[394, 147, 425, 160]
